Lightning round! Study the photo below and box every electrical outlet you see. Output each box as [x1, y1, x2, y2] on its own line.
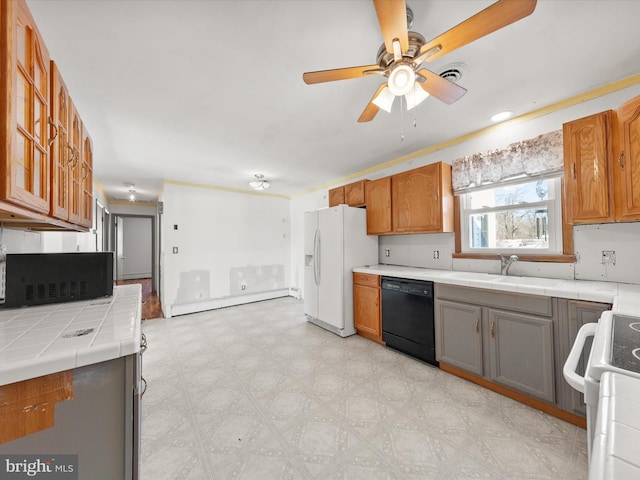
[601, 250, 616, 265]
[241, 284, 246, 290]
[172, 247, 179, 254]
[433, 250, 440, 259]
[384, 249, 390, 257]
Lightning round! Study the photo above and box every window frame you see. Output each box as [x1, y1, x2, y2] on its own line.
[459, 176, 563, 255]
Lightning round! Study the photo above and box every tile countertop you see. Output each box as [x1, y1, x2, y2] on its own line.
[589, 371, 640, 480]
[0, 284, 142, 386]
[353, 265, 640, 313]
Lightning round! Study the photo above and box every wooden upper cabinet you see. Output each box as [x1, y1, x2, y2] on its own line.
[68, 100, 82, 225]
[614, 95, 640, 221]
[50, 61, 70, 220]
[392, 162, 454, 233]
[0, 0, 51, 213]
[80, 125, 93, 227]
[344, 180, 366, 207]
[328, 186, 345, 207]
[365, 177, 392, 234]
[563, 111, 614, 224]
[328, 180, 367, 207]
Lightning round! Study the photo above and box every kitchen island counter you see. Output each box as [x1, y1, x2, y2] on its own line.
[0, 284, 142, 386]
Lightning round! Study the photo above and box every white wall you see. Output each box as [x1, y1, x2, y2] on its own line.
[0, 228, 42, 253]
[290, 85, 640, 291]
[2, 182, 111, 254]
[160, 182, 291, 316]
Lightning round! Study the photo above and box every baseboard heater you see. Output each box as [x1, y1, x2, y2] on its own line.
[169, 289, 290, 317]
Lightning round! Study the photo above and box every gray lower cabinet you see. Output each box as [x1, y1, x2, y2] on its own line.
[435, 284, 557, 405]
[488, 309, 555, 403]
[436, 300, 483, 376]
[559, 300, 611, 416]
[435, 284, 613, 417]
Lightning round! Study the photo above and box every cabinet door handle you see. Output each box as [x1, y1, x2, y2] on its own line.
[48, 117, 58, 147]
[475, 318, 480, 332]
[490, 319, 495, 338]
[66, 144, 75, 166]
[618, 151, 625, 171]
[571, 162, 576, 179]
[140, 376, 147, 397]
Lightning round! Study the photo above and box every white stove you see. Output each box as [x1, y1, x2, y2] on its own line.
[564, 311, 640, 479]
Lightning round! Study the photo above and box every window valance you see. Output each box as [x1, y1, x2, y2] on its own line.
[452, 130, 563, 194]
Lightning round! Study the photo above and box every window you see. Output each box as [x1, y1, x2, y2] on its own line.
[460, 177, 562, 254]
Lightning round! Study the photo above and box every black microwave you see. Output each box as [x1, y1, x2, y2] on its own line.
[1, 252, 114, 308]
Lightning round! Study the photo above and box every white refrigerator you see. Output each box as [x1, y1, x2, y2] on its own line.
[304, 205, 378, 337]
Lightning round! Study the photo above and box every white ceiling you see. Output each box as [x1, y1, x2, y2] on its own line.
[26, 0, 640, 202]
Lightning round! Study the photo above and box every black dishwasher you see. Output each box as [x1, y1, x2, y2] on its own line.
[381, 277, 438, 366]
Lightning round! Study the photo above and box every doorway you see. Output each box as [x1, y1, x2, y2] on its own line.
[116, 216, 153, 281]
[114, 214, 163, 318]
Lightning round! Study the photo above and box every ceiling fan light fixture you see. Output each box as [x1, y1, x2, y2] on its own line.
[405, 84, 429, 110]
[249, 174, 270, 191]
[388, 64, 416, 97]
[372, 86, 395, 113]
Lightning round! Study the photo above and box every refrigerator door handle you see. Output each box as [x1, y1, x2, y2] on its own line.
[313, 229, 320, 286]
[316, 230, 321, 285]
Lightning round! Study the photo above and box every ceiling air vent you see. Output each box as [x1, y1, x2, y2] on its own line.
[438, 62, 468, 84]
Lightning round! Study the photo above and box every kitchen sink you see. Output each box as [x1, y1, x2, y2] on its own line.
[444, 272, 502, 281]
[493, 276, 561, 287]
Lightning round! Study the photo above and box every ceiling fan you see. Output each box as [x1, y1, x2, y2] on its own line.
[303, 0, 537, 122]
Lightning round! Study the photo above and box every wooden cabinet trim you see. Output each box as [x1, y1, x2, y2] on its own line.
[452, 253, 576, 263]
[353, 272, 380, 288]
[440, 363, 585, 428]
[0, 370, 74, 443]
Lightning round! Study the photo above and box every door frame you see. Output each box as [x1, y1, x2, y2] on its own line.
[112, 214, 157, 292]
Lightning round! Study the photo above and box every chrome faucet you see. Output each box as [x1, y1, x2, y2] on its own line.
[498, 254, 519, 275]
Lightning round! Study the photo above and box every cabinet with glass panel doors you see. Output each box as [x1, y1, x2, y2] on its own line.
[0, 0, 51, 213]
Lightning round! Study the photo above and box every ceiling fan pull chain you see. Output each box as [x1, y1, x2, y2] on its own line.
[400, 96, 405, 142]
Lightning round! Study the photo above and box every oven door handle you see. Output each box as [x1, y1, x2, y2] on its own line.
[563, 322, 598, 394]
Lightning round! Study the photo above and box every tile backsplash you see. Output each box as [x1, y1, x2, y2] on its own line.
[574, 223, 640, 284]
[377, 222, 640, 285]
[379, 234, 455, 270]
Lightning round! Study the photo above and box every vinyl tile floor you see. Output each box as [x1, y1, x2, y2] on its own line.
[140, 297, 588, 480]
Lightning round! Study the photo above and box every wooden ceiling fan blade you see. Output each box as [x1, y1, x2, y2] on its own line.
[416, 69, 467, 104]
[373, 0, 409, 55]
[419, 0, 537, 62]
[303, 64, 383, 84]
[358, 83, 388, 123]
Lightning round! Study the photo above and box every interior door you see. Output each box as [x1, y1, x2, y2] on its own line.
[318, 207, 343, 329]
[122, 217, 152, 279]
[116, 216, 124, 281]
